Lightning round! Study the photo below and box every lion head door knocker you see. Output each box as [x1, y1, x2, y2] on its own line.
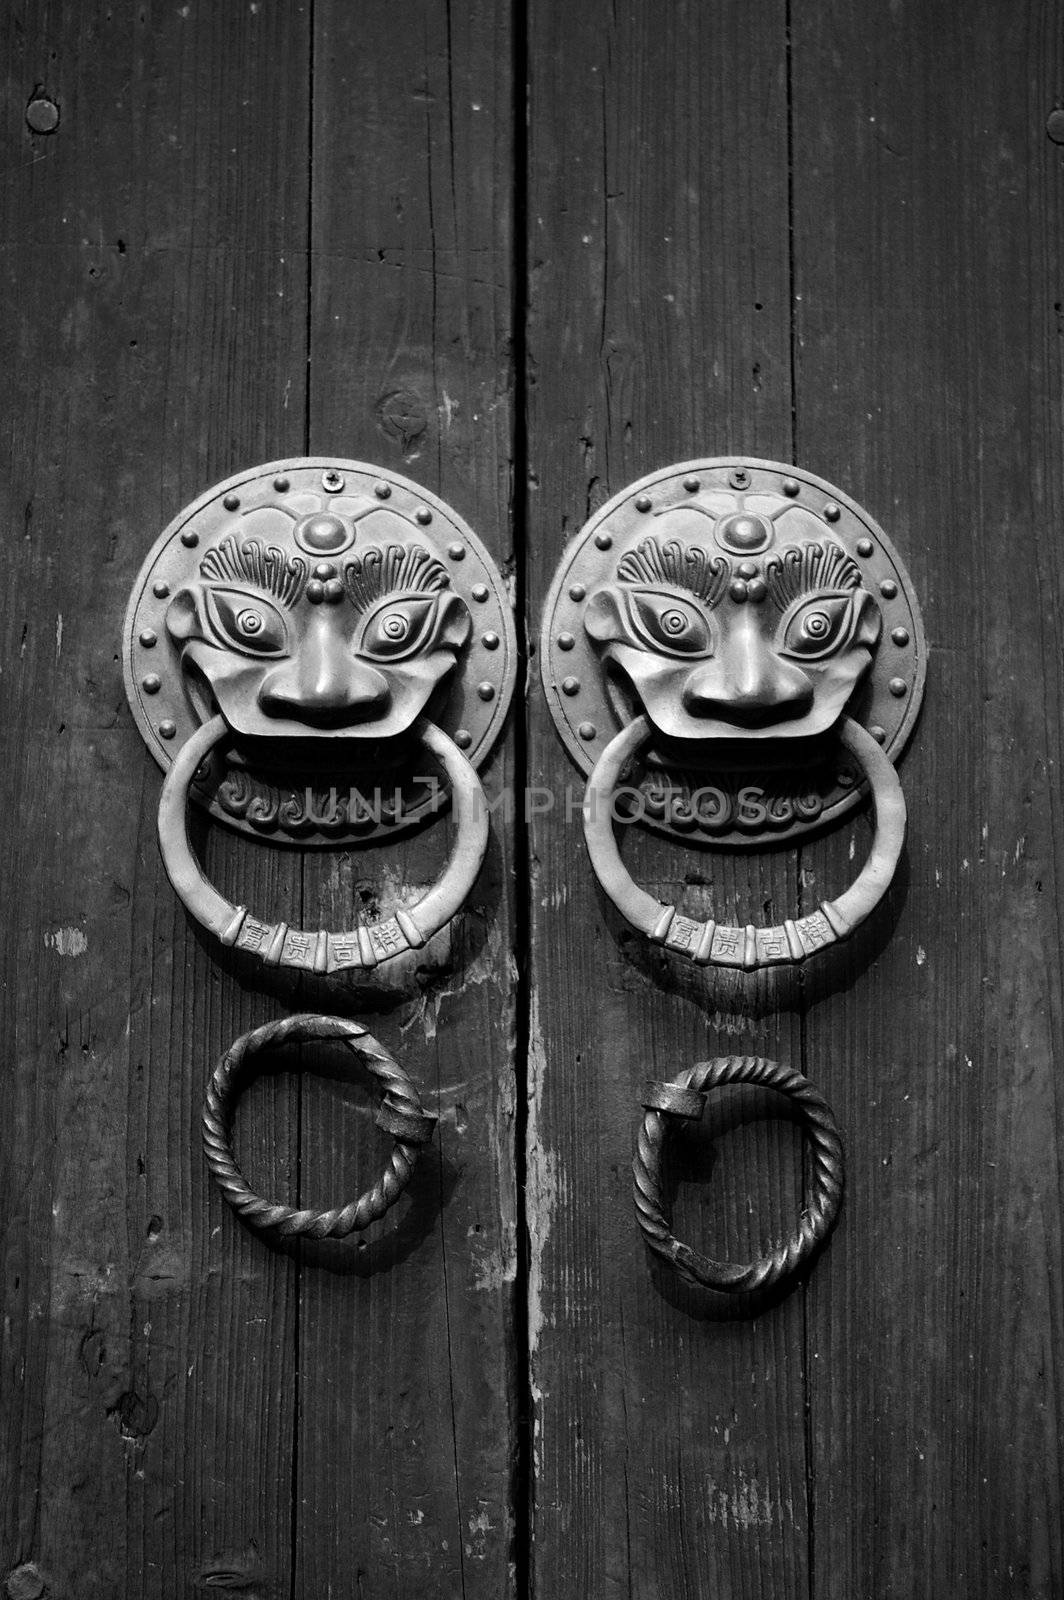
[542, 457, 924, 967]
[124, 459, 515, 1239]
[541, 458, 925, 1293]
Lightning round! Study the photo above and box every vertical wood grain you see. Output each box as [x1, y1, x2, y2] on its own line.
[294, 3, 518, 1596]
[523, 3, 818, 1596]
[5, 4, 1064, 1597]
[790, 2, 1064, 1595]
[0, 6, 311, 1596]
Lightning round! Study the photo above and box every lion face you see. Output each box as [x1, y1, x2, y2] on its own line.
[584, 495, 881, 743]
[165, 493, 471, 741]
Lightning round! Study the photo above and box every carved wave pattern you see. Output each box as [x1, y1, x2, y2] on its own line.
[343, 543, 450, 613]
[616, 537, 730, 607]
[210, 764, 441, 838]
[200, 536, 308, 607]
[631, 765, 831, 837]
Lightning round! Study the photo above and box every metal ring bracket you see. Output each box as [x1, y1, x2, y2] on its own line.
[160, 714, 489, 972]
[634, 1056, 844, 1292]
[584, 715, 905, 968]
[202, 1013, 437, 1238]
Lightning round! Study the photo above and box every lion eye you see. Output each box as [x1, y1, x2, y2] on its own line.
[205, 588, 289, 656]
[359, 594, 439, 660]
[779, 593, 854, 659]
[629, 590, 711, 656]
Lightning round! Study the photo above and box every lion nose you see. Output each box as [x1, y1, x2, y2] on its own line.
[682, 621, 812, 726]
[258, 618, 391, 726]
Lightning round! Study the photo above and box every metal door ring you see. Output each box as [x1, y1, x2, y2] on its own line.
[159, 714, 489, 972]
[634, 1056, 844, 1293]
[584, 715, 905, 968]
[202, 1014, 437, 1238]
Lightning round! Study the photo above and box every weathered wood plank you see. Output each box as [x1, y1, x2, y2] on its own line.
[524, 3, 818, 1595]
[791, 2, 1064, 1595]
[0, 6, 311, 1596]
[293, 3, 518, 1596]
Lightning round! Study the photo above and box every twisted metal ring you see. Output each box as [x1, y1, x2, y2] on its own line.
[202, 1013, 436, 1239]
[633, 1056, 844, 1293]
[159, 714, 489, 973]
[583, 715, 906, 969]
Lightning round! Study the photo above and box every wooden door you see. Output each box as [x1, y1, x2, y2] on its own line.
[2, 3, 1062, 1597]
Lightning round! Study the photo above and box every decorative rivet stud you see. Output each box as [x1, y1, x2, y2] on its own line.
[153, 580, 170, 599]
[374, 481, 391, 499]
[783, 477, 800, 496]
[880, 578, 898, 598]
[891, 625, 910, 646]
[447, 540, 465, 558]
[747, 577, 767, 603]
[159, 720, 177, 739]
[482, 631, 500, 650]
[578, 721, 597, 740]
[837, 769, 855, 789]
[870, 724, 887, 743]
[416, 507, 433, 526]
[717, 511, 771, 554]
[142, 673, 161, 694]
[181, 530, 199, 548]
[26, 96, 60, 135]
[323, 579, 345, 603]
[313, 562, 337, 580]
[455, 728, 473, 750]
[729, 579, 748, 602]
[824, 502, 841, 522]
[322, 470, 345, 493]
[562, 676, 580, 696]
[856, 537, 874, 556]
[683, 475, 700, 492]
[223, 493, 240, 511]
[296, 512, 351, 555]
[477, 681, 495, 701]
[737, 560, 758, 579]
[569, 583, 586, 601]
[635, 494, 652, 512]
[471, 583, 489, 602]
[307, 580, 325, 603]
[889, 677, 907, 697]
[557, 632, 575, 651]
[594, 531, 613, 550]
[273, 475, 290, 493]
[139, 629, 157, 648]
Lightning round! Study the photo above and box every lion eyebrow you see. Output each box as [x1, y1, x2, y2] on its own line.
[616, 536, 729, 607]
[200, 536, 307, 607]
[763, 540, 861, 611]
[342, 543, 450, 612]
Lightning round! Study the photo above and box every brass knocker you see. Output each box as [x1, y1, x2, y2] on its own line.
[542, 457, 924, 961]
[541, 457, 926, 1294]
[124, 458, 515, 1236]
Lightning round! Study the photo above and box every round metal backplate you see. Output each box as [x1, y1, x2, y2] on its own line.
[123, 458, 516, 846]
[540, 457, 925, 848]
